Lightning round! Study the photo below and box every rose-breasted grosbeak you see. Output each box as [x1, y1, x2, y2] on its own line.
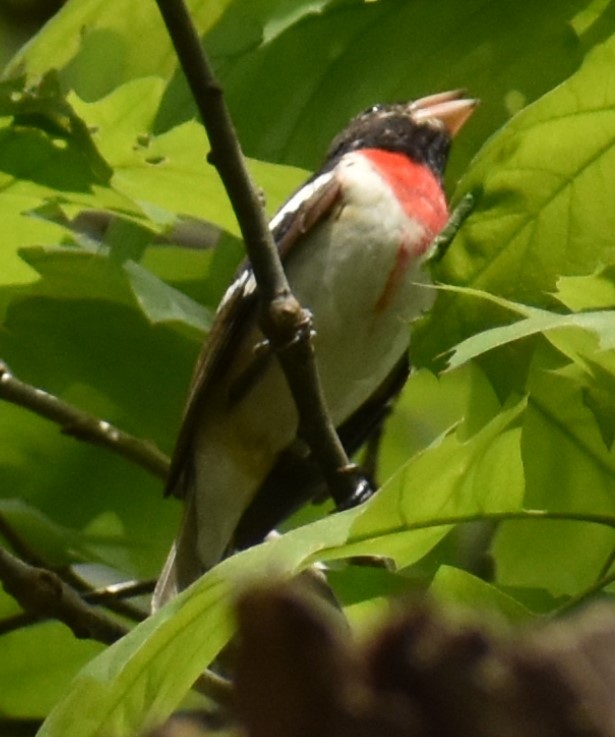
[154, 90, 477, 606]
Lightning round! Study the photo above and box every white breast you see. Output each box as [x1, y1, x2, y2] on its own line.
[191, 151, 437, 568]
[285, 151, 436, 423]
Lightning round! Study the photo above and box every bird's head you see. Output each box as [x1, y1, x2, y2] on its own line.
[325, 90, 478, 177]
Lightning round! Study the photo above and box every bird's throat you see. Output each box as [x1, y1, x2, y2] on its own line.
[360, 148, 449, 245]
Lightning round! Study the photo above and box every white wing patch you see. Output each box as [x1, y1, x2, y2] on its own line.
[269, 170, 336, 232]
[219, 170, 337, 310]
[218, 268, 253, 310]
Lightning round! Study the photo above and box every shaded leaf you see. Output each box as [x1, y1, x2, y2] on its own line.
[123, 261, 212, 334]
[494, 344, 615, 596]
[429, 564, 534, 624]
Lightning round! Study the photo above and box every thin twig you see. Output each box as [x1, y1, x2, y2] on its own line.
[83, 577, 156, 604]
[77, 575, 152, 622]
[79, 576, 155, 621]
[0, 577, 153, 636]
[0, 360, 170, 480]
[430, 193, 475, 262]
[153, 0, 363, 508]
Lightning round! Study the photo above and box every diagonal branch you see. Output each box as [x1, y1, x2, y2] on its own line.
[0, 508, 150, 627]
[154, 0, 364, 508]
[0, 545, 232, 705]
[0, 544, 127, 644]
[0, 360, 170, 480]
[0, 577, 154, 636]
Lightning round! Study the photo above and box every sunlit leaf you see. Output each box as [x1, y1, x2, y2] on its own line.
[555, 266, 615, 311]
[417, 30, 615, 365]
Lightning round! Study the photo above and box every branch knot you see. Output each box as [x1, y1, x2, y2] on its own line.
[261, 294, 314, 351]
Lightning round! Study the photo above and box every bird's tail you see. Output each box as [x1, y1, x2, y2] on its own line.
[151, 493, 203, 611]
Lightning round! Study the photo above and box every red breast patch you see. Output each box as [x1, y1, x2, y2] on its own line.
[360, 148, 449, 240]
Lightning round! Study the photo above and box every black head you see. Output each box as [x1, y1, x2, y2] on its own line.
[324, 90, 477, 179]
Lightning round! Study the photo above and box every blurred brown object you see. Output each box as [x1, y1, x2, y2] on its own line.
[143, 583, 615, 737]
[233, 584, 615, 737]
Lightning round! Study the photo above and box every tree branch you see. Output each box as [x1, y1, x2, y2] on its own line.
[0, 610, 41, 636]
[0, 546, 233, 705]
[0, 360, 170, 480]
[153, 0, 364, 508]
[0, 578, 154, 637]
[0, 507, 151, 629]
[0, 545, 128, 644]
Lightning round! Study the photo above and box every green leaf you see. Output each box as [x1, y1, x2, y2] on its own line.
[0, 498, 81, 565]
[555, 266, 615, 311]
[123, 261, 212, 334]
[494, 343, 615, 596]
[4, 1, 225, 100]
[68, 78, 308, 235]
[0, 75, 151, 312]
[414, 286, 615, 597]
[68, 79, 236, 230]
[14, 245, 212, 335]
[577, 356, 615, 449]
[36, 519, 355, 737]
[0, 297, 187, 578]
[441, 286, 615, 370]
[378, 362, 501, 482]
[12, 0, 591, 180]
[17, 246, 135, 305]
[417, 29, 615, 365]
[204, 0, 588, 180]
[330, 397, 527, 566]
[4, 0, 331, 102]
[37, 397, 527, 736]
[0, 73, 112, 180]
[3, 0, 615, 730]
[429, 565, 534, 624]
[0, 619, 103, 719]
[0, 122, 101, 195]
[327, 566, 415, 633]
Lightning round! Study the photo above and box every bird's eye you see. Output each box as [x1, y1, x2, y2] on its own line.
[364, 103, 385, 114]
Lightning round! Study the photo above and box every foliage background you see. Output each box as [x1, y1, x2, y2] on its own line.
[0, 0, 615, 734]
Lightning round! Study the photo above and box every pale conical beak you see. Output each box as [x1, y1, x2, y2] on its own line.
[410, 90, 479, 137]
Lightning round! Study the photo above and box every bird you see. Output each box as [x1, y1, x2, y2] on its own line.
[153, 90, 477, 608]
